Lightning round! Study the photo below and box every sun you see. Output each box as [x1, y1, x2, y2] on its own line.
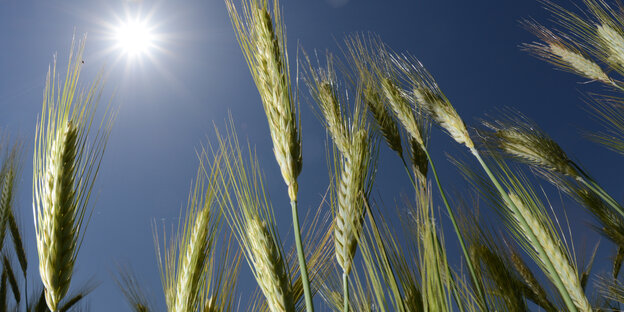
[114, 18, 155, 57]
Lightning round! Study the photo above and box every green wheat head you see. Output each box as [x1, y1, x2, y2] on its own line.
[32, 34, 113, 311]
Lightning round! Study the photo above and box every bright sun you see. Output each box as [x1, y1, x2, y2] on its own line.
[114, 19, 155, 57]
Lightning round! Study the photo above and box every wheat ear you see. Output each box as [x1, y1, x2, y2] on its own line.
[225, 2, 312, 309]
[33, 35, 113, 311]
[597, 23, 624, 70]
[213, 123, 295, 312]
[483, 115, 578, 177]
[155, 155, 221, 312]
[521, 20, 612, 84]
[506, 193, 591, 312]
[224, 0, 301, 200]
[334, 130, 370, 275]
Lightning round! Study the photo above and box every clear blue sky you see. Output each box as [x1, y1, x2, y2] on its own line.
[1, 0, 621, 310]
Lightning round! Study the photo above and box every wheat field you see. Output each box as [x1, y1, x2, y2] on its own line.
[4, 0, 624, 311]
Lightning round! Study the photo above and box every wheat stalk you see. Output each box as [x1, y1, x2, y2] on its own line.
[33, 35, 113, 311]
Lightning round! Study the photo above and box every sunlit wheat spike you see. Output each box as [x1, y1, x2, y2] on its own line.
[335, 129, 371, 274]
[247, 218, 295, 312]
[33, 34, 114, 311]
[225, 0, 301, 201]
[413, 87, 473, 149]
[506, 192, 591, 312]
[413, 182, 452, 311]
[381, 78, 423, 147]
[364, 81, 403, 157]
[156, 154, 221, 312]
[300, 53, 349, 155]
[521, 20, 612, 84]
[342, 33, 404, 158]
[483, 115, 578, 177]
[211, 122, 295, 312]
[597, 23, 624, 69]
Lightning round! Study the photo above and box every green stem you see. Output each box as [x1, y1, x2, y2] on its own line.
[399, 156, 417, 188]
[423, 149, 488, 311]
[471, 149, 579, 312]
[580, 177, 624, 216]
[291, 200, 314, 312]
[342, 272, 349, 312]
[445, 249, 466, 312]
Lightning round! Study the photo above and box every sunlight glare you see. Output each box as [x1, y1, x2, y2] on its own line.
[114, 19, 154, 57]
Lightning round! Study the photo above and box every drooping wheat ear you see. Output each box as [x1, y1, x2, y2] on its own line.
[335, 129, 371, 275]
[342, 34, 403, 158]
[156, 155, 221, 312]
[247, 218, 295, 312]
[364, 81, 403, 157]
[414, 183, 452, 311]
[414, 87, 474, 149]
[521, 20, 612, 84]
[508, 248, 556, 312]
[597, 23, 624, 69]
[225, 0, 301, 202]
[505, 193, 591, 312]
[300, 51, 349, 155]
[114, 266, 155, 312]
[381, 78, 423, 147]
[409, 138, 428, 184]
[483, 116, 578, 177]
[33, 35, 113, 311]
[3, 255, 19, 304]
[212, 123, 295, 312]
[0, 150, 17, 252]
[318, 80, 349, 154]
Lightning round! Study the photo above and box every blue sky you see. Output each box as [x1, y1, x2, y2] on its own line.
[1, 0, 622, 310]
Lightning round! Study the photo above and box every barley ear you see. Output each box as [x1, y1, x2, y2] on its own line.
[33, 34, 114, 311]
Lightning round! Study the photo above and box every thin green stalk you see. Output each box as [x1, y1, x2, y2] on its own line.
[470, 149, 578, 312]
[399, 157, 416, 188]
[423, 149, 487, 311]
[291, 200, 314, 312]
[342, 272, 349, 312]
[447, 270, 466, 312]
[580, 178, 624, 216]
[571, 162, 624, 216]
